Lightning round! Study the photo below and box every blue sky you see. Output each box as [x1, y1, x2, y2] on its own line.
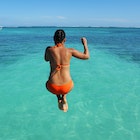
[0, 0, 140, 27]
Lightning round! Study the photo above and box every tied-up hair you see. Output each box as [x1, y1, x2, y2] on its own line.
[54, 29, 66, 44]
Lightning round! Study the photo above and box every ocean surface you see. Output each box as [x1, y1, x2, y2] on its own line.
[0, 27, 140, 140]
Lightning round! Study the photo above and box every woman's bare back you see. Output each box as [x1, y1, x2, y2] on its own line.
[46, 44, 72, 85]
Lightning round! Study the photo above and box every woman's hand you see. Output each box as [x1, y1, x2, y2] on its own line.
[81, 37, 87, 46]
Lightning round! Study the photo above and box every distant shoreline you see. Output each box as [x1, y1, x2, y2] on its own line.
[1, 26, 140, 29]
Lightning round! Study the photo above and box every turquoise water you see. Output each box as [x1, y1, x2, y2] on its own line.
[0, 27, 140, 140]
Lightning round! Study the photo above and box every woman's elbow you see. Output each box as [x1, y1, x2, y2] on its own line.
[83, 54, 90, 60]
[86, 56, 90, 59]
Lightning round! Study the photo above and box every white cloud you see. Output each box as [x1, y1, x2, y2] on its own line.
[41, 16, 66, 20]
[56, 16, 66, 19]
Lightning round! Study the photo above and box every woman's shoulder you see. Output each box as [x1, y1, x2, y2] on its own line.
[67, 47, 76, 53]
[45, 46, 51, 50]
[45, 46, 56, 52]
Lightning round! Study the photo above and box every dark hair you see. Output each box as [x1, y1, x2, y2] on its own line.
[54, 29, 66, 43]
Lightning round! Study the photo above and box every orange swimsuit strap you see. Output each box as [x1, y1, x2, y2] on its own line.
[49, 64, 70, 79]
[54, 43, 63, 48]
[56, 64, 70, 70]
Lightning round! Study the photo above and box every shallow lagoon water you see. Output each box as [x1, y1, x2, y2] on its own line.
[0, 27, 140, 140]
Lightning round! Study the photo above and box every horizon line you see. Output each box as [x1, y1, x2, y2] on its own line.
[1, 25, 140, 28]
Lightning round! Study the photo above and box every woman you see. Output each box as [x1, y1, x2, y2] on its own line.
[45, 29, 89, 112]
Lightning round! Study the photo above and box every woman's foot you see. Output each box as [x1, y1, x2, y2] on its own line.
[57, 95, 68, 112]
[62, 95, 68, 112]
